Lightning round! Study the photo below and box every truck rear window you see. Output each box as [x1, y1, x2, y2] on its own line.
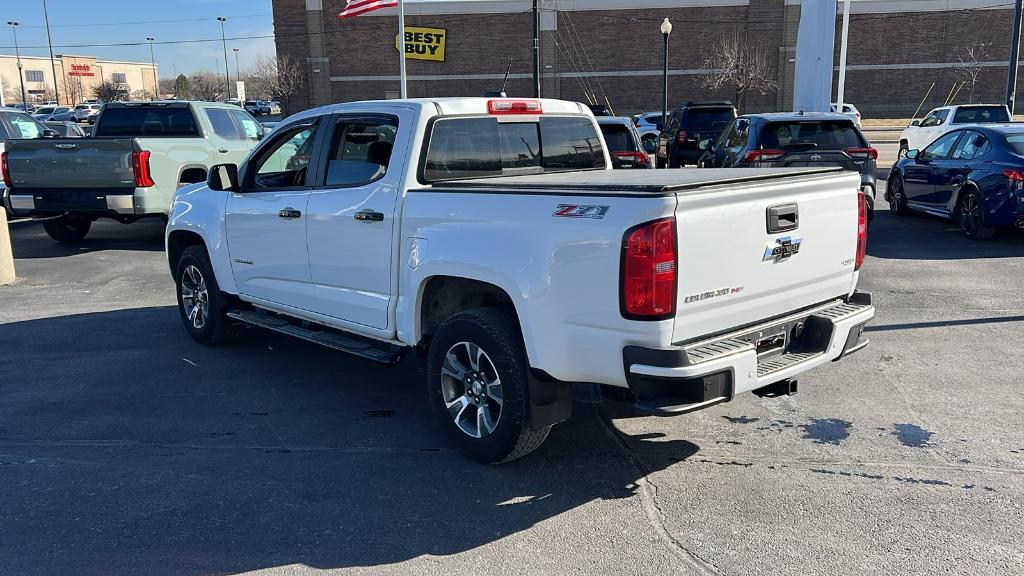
[761, 120, 864, 149]
[422, 116, 605, 181]
[95, 107, 199, 137]
[953, 106, 1010, 123]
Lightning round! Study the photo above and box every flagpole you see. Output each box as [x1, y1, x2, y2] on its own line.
[398, 0, 407, 98]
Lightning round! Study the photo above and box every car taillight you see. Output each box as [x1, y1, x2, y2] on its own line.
[622, 218, 677, 319]
[1002, 168, 1024, 181]
[744, 149, 785, 163]
[845, 147, 878, 160]
[855, 191, 868, 271]
[676, 130, 687, 143]
[132, 150, 154, 188]
[612, 151, 651, 166]
[487, 99, 543, 115]
[1, 152, 11, 188]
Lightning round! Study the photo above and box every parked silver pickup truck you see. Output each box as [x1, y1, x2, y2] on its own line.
[2, 101, 263, 242]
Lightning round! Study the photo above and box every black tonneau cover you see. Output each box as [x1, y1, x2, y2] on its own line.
[428, 167, 843, 196]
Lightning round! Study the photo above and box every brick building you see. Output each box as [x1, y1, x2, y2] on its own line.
[0, 53, 157, 106]
[273, 0, 1020, 117]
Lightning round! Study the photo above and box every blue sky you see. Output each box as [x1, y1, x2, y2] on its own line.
[1, 0, 277, 78]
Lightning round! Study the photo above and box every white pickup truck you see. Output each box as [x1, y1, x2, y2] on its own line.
[166, 98, 875, 463]
[899, 104, 1011, 157]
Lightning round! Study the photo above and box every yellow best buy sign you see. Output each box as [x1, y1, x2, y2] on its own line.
[395, 27, 446, 62]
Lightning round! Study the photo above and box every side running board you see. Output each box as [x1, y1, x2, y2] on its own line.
[227, 309, 403, 364]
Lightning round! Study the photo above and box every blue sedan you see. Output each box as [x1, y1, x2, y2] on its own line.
[887, 125, 1024, 240]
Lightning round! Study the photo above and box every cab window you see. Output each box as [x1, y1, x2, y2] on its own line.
[250, 122, 320, 189]
[920, 111, 942, 128]
[324, 116, 398, 187]
[8, 113, 45, 139]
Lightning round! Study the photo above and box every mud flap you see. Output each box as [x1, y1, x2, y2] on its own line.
[527, 369, 573, 431]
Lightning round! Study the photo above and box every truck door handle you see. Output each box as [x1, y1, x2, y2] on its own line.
[767, 203, 799, 233]
[278, 208, 302, 219]
[355, 209, 384, 222]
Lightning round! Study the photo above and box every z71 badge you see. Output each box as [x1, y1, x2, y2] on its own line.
[553, 204, 610, 219]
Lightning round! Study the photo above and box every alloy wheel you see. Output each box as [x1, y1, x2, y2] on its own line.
[440, 341, 504, 438]
[181, 265, 210, 330]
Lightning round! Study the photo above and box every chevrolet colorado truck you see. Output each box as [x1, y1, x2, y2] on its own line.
[2, 101, 263, 242]
[899, 104, 1011, 158]
[165, 98, 875, 463]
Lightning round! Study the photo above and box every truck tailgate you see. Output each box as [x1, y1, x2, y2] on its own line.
[672, 170, 861, 344]
[4, 138, 137, 190]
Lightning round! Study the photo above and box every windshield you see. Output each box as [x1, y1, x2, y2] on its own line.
[599, 123, 637, 153]
[761, 120, 864, 149]
[95, 106, 199, 137]
[422, 115, 605, 181]
[953, 106, 1010, 123]
[36, 107, 54, 114]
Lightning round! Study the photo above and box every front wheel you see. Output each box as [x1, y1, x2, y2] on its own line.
[888, 175, 910, 216]
[427, 308, 550, 464]
[175, 245, 238, 344]
[43, 216, 91, 243]
[958, 190, 996, 241]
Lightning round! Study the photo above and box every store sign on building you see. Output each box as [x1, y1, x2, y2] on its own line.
[394, 27, 446, 62]
[69, 64, 95, 77]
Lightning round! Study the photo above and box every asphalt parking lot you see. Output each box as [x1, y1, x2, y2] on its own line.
[1, 176, 1023, 575]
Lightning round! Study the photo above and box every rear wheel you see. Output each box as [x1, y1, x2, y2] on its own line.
[887, 175, 910, 216]
[427, 308, 550, 464]
[43, 216, 91, 243]
[958, 189, 996, 240]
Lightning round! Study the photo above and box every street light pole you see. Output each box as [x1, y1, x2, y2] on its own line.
[1007, 0, 1024, 113]
[660, 18, 672, 169]
[233, 48, 241, 86]
[146, 37, 157, 100]
[7, 21, 28, 107]
[42, 0, 60, 105]
[217, 17, 231, 100]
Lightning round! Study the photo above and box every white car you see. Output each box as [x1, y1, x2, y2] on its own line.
[632, 112, 664, 143]
[71, 104, 102, 124]
[164, 97, 875, 463]
[32, 105, 73, 122]
[830, 102, 862, 128]
[899, 104, 1010, 157]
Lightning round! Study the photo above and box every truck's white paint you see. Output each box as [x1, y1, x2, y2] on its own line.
[899, 104, 1011, 152]
[168, 97, 871, 394]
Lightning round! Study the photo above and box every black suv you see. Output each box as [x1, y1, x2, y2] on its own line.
[657, 101, 736, 168]
[700, 112, 878, 215]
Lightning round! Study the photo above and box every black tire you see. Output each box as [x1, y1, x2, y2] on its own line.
[43, 216, 91, 243]
[957, 189, 996, 241]
[174, 245, 238, 344]
[427, 308, 550, 464]
[887, 174, 911, 216]
[669, 158, 683, 169]
[898, 141, 909, 159]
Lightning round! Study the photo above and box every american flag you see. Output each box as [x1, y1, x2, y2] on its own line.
[337, 0, 398, 20]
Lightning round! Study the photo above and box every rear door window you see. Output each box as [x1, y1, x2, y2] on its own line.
[921, 131, 962, 161]
[230, 109, 263, 142]
[422, 115, 605, 181]
[324, 116, 398, 187]
[953, 106, 1010, 123]
[951, 131, 990, 160]
[96, 107, 199, 137]
[761, 120, 864, 149]
[206, 109, 241, 140]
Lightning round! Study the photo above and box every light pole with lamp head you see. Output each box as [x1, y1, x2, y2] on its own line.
[660, 17, 672, 168]
[146, 37, 157, 100]
[233, 48, 241, 93]
[217, 17, 230, 100]
[7, 21, 28, 108]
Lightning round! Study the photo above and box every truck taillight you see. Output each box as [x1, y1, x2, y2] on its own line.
[855, 191, 868, 271]
[621, 218, 677, 319]
[132, 150, 154, 188]
[1, 152, 11, 188]
[676, 130, 688, 143]
[744, 149, 785, 163]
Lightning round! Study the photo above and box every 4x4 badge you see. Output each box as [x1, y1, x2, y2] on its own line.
[764, 236, 802, 263]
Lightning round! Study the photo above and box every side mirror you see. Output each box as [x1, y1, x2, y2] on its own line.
[208, 163, 240, 192]
[698, 139, 712, 151]
[42, 129, 59, 138]
[906, 149, 919, 160]
[642, 139, 657, 154]
[911, 120, 920, 127]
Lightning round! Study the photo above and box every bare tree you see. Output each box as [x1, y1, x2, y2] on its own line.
[0, 75, 13, 104]
[248, 54, 304, 113]
[93, 80, 128, 103]
[190, 71, 224, 101]
[60, 73, 86, 105]
[955, 41, 989, 104]
[700, 35, 777, 112]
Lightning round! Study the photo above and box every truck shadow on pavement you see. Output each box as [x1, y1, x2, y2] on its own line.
[9, 219, 166, 259]
[867, 209, 1024, 260]
[0, 306, 700, 575]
